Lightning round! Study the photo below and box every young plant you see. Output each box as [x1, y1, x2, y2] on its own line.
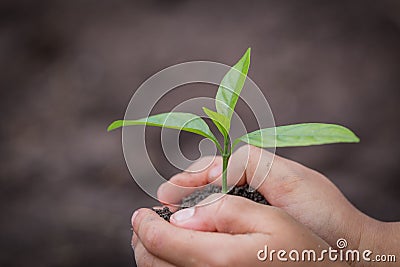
[108, 48, 359, 193]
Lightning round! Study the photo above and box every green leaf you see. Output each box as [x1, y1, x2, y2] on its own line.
[216, 48, 251, 123]
[108, 112, 221, 151]
[202, 107, 230, 138]
[234, 123, 360, 148]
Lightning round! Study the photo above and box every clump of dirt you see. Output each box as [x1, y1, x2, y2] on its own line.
[153, 184, 269, 221]
[153, 206, 174, 222]
[180, 184, 222, 208]
[228, 185, 269, 205]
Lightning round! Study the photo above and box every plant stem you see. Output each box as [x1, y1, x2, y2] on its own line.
[222, 136, 230, 193]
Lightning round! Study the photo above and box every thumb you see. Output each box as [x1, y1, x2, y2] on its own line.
[169, 193, 285, 234]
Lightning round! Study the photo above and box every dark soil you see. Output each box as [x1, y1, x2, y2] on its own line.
[153, 206, 174, 222]
[153, 184, 269, 222]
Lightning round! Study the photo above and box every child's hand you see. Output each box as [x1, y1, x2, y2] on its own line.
[132, 194, 349, 266]
[158, 145, 369, 249]
[156, 145, 399, 266]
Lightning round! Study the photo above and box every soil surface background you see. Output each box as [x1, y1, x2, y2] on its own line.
[1, 1, 400, 267]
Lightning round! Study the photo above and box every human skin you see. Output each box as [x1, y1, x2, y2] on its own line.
[131, 145, 400, 267]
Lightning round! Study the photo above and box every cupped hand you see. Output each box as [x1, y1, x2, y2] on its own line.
[132, 194, 349, 266]
[157, 145, 380, 255]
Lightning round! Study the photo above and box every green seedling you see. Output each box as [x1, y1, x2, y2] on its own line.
[108, 48, 359, 193]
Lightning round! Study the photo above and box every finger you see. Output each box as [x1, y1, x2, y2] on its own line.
[132, 232, 138, 248]
[158, 144, 349, 216]
[134, 238, 176, 267]
[236, 146, 367, 251]
[157, 156, 222, 206]
[132, 208, 266, 266]
[169, 195, 338, 266]
[158, 145, 327, 207]
[170, 193, 288, 234]
[158, 144, 365, 255]
[210, 145, 349, 213]
[156, 146, 274, 207]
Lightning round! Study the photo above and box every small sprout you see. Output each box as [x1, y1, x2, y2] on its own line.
[108, 48, 360, 193]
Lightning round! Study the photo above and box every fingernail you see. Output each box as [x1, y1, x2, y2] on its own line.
[171, 207, 195, 222]
[131, 210, 139, 226]
[209, 165, 222, 180]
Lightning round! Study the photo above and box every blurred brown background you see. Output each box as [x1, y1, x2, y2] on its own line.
[1, 0, 400, 266]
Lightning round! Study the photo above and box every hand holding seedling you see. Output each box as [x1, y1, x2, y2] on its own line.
[132, 194, 349, 267]
[109, 50, 399, 265]
[108, 48, 359, 194]
[132, 146, 400, 267]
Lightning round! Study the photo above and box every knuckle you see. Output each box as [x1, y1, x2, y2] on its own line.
[271, 175, 302, 199]
[268, 169, 305, 200]
[276, 174, 304, 193]
[213, 195, 242, 231]
[214, 194, 234, 214]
